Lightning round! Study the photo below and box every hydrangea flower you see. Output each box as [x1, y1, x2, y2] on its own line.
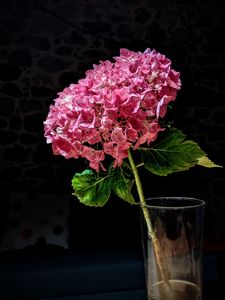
[44, 48, 219, 291]
[44, 48, 181, 171]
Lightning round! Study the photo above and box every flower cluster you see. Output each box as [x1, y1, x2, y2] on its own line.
[44, 48, 181, 171]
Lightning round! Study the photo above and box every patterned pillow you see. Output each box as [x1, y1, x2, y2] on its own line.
[0, 192, 70, 251]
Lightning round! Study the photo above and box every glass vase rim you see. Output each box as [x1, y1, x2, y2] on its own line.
[141, 196, 205, 210]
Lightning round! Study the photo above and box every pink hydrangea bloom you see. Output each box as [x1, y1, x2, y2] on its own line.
[44, 48, 181, 171]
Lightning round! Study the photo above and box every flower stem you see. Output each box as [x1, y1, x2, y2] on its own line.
[127, 149, 156, 240]
[127, 149, 169, 284]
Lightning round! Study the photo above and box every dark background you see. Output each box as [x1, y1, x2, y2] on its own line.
[0, 0, 225, 248]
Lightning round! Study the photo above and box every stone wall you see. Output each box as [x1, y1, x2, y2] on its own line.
[0, 0, 225, 237]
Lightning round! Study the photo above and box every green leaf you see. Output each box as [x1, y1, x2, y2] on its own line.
[112, 168, 136, 205]
[197, 156, 222, 168]
[71, 169, 111, 207]
[140, 128, 211, 176]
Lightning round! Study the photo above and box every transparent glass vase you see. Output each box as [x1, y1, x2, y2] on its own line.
[140, 197, 205, 300]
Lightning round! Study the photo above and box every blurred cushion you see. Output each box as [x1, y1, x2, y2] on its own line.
[0, 192, 70, 251]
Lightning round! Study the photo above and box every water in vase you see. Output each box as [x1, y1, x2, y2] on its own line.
[148, 279, 201, 300]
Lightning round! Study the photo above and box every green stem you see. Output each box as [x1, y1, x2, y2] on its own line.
[128, 149, 170, 285]
[127, 149, 156, 240]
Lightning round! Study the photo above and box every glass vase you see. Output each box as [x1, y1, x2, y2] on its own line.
[140, 197, 205, 300]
